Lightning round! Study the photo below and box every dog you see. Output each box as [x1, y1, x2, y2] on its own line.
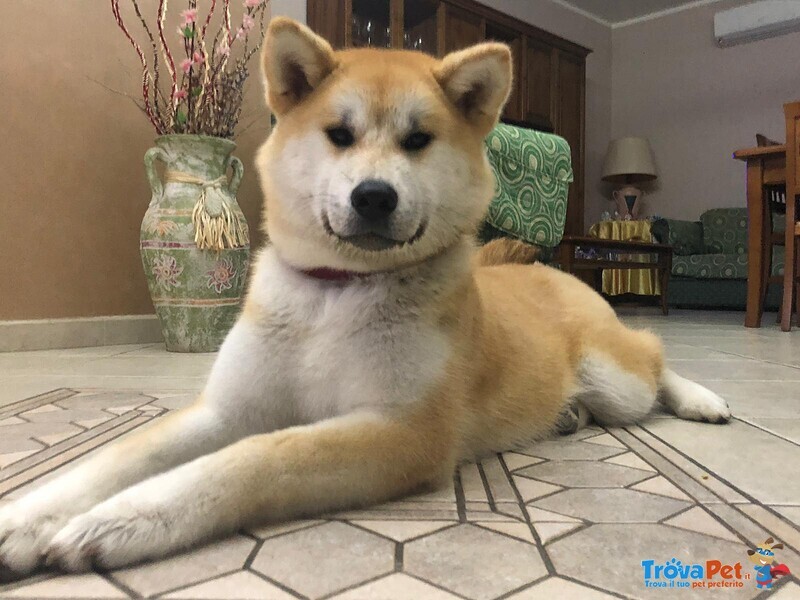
[0, 17, 731, 578]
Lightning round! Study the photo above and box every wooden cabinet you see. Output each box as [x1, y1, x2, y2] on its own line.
[485, 23, 523, 122]
[523, 38, 555, 132]
[441, 5, 484, 54]
[307, 0, 590, 236]
[556, 51, 586, 235]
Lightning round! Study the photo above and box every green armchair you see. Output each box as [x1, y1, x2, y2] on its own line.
[651, 208, 785, 309]
[478, 123, 572, 260]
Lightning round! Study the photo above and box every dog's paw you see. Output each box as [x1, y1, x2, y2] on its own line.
[661, 370, 732, 425]
[675, 398, 731, 424]
[45, 505, 167, 572]
[0, 505, 66, 581]
[673, 386, 731, 424]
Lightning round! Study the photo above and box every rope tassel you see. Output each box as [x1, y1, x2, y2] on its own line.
[165, 170, 249, 251]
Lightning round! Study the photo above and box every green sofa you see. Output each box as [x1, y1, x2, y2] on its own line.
[651, 208, 785, 310]
[479, 123, 572, 259]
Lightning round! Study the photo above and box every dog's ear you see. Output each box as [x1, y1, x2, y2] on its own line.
[261, 17, 337, 115]
[772, 543, 784, 550]
[747, 550, 755, 555]
[434, 42, 512, 134]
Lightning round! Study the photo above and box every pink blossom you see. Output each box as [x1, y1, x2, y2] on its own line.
[180, 58, 193, 74]
[241, 14, 255, 31]
[217, 40, 231, 56]
[180, 8, 198, 25]
[244, 0, 262, 6]
[193, 51, 204, 64]
[174, 89, 188, 101]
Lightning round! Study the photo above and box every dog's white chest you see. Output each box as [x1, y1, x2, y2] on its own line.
[209, 251, 451, 428]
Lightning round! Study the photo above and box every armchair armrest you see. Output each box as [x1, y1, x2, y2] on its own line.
[651, 218, 704, 256]
[484, 123, 572, 248]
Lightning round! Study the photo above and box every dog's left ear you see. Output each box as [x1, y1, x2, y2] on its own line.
[261, 17, 337, 115]
[434, 43, 512, 133]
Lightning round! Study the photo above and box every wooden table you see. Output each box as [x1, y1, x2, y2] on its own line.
[556, 235, 673, 315]
[733, 144, 786, 328]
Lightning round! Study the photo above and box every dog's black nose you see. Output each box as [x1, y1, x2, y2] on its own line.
[350, 180, 398, 222]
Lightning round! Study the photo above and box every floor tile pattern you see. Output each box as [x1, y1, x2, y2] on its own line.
[0, 390, 797, 599]
[1, 310, 799, 599]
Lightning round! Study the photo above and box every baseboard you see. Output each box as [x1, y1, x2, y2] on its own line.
[0, 315, 163, 352]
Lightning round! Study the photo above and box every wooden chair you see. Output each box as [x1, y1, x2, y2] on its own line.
[781, 101, 800, 331]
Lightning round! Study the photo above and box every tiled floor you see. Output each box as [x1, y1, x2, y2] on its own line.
[0, 310, 798, 599]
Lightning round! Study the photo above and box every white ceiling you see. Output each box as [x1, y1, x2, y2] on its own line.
[558, 0, 710, 24]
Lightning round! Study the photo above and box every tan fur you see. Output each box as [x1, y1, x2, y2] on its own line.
[0, 18, 729, 578]
[476, 238, 541, 266]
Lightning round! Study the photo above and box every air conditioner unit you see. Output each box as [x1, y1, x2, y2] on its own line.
[714, 0, 800, 47]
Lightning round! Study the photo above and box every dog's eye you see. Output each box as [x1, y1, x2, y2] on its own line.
[325, 127, 355, 148]
[401, 131, 433, 152]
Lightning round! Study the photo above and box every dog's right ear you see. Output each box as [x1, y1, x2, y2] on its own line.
[261, 17, 337, 115]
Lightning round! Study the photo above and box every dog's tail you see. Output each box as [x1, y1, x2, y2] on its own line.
[476, 238, 540, 266]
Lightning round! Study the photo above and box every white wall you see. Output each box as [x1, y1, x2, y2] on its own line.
[611, 0, 800, 220]
[270, 0, 306, 24]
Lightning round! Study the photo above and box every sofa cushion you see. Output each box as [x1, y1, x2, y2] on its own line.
[484, 123, 573, 248]
[672, 253, 748, 279]
[653, 218, 704, 255]
[701, 208, 747, 255]
[671, 246, 784, 280]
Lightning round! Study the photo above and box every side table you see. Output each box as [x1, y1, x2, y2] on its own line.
[556, 235, 673, 315]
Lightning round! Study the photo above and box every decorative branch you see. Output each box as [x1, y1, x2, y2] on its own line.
[110, 0, 269, 138]
[110, 0, 160, 132]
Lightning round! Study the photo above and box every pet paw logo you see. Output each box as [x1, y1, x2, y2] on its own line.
[747, 537, 791, 589]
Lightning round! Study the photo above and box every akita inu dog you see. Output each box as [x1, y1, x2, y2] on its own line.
[0, 18, 730, 577]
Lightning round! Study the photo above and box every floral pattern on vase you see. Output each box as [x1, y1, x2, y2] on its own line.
[206, 258, 238, 294]
[141, 134, 250, 352]
[151, 255, 184, 290]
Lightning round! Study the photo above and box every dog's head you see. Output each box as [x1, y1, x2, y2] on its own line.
[256, 18, 512, 272]
[747, 537, 783, 566]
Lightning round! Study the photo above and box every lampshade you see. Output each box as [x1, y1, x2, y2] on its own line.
[601, 137, 658, 184]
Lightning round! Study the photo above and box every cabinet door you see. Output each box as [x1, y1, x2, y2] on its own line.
[524, 38, 555, 132]
[351, 0, 392, 48]
[485, 24, 523, 122]
[307, 0, 348, 48]
[557, 51, 585, 235]
[404, 0, 439, 54]
[442, 4, 484, 54]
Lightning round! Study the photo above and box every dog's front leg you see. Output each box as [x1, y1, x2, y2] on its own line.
[45, 409, 456, 571]
[0, 402, 236, 578]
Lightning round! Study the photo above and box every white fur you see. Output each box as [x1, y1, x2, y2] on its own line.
[574, 353, 658, 426]
[0, 244, 471, 573]
[659, 368, 731, 423]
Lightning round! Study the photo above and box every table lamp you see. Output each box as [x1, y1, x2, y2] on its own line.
[601, 137, 658, 219]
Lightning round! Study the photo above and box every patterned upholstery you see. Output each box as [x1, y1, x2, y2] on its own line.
[700, 208, 748, 255]
[484, 123, 572, 248]
[672, 254, 748, 279]
[655, 208, 785, 280]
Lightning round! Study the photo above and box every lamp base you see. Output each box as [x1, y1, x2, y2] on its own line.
[612, 185, 643, 219]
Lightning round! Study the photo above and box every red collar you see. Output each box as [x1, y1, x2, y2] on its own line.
[300, 267, 364, 282]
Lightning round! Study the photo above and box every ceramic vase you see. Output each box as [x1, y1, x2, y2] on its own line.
[612, 185, 644, 219]
[141, 134, 250, 352]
